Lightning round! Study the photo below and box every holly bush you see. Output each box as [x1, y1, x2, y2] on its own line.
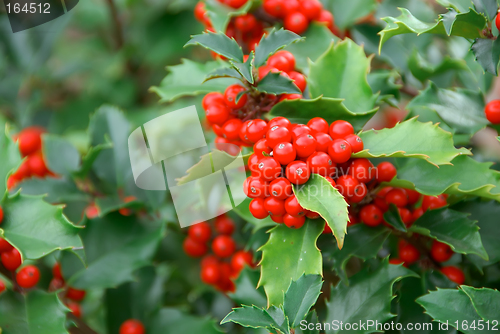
[1, 0, 500, 333]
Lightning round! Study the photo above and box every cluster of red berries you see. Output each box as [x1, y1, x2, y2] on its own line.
[203, 50, 304, 150]
[8, 126, 54, 190]
[244, 117, 368, 229]
[49, 262, 87, 318]
[183, 214, 255, 292]
[0, 238, 40, 289]
[119, 319, 145, 334]
[485, 99, 500, 124]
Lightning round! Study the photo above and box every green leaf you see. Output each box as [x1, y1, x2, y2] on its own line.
[0, 193, 82, 260]
[325, 259, 418, 334]
[331, 224, 391, 283]
[221, 305, 289, 333]
[410, 208, 488, 260]
[150, 59, 236, 103]
[471, 38, 500, 75]
[367, 69, 402, 106]
[417, 288, 485, 333]
[388, 155, 500, 201]
[308, 40, 378, 114]
[353, 118, 471, 166]
[231, 52, 254, 84]
[18, 177, 88, 204]
[379, 8, 487, 52]
[437, 0, 474, 13]
[228, 267, 268, 308]
[407, 82, 489, 135]
[73, 142, 113, 179]
[460, 285, 500, 321]
[256, 72, 302, 95]
[324, 0, 378, 29]
[408, 50, 468, 82]
[66, 215, 163, 289]
[205, 67, 242, 82]
[42, 134, 80, 176]
[254, 28, 302, 67]
[269, 97, 378, 132]
[471, 0, 498, 20]
[204, 0, 253, 33]
[185, 31, 244, 62]
[266, 305, 290, 334]
[258, 221, 324, 307]
[150, 308, 223, 334]
[383, 204, 408, 232]
[0, 290, 69, 334]
[0, 125, 21, 198]
[283, 274, 323, 328]
[293, 174, 349, 249]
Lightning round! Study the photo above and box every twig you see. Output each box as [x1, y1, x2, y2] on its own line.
[105, 0, 124, 49]
[400, 85, 419, 97]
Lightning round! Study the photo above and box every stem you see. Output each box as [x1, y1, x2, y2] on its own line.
[400, 85, 418, 97]
[68, 313, 99, 334]
[105, 0, 124, 49]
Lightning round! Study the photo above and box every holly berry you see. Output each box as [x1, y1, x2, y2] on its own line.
[398, 208, 413, 227]
[257, 157, 282, 181]
[225, 0, 248, 8]
[412, 208, 424, 221]
[267, 126, 292, 148]
[254, 139, 272, 157]
[212, 235, 236, 258]
[328, 139, 352, 164]
[270, 214, 284, 223]
[431, 241, 453, 262]
[344, 134, 364, 153]
[183, 236, 208, 257]
[235, 13, 258, 33]
[244, 176, 269, 198]
[398, 241, 420, 265]
[0, 279, 5, 294]
[286, 161, 310, 184]
[268, 54, 294, 73]
[246, 120, 268, 143]
[205, 103, 230, 125]
[329, 120, 354, 139]
[17, 126, 44, 156]
[307, 117, 329, 134]
[66, 301, 82, 318]
[119, 319, 145, 334]
[283, 214, 306, 229]
[360, 204, 383, 227]
[389, 258, 404, 265]
[28, 151, 49, 177]
[85, 203, 100, 219]
[249, 198, 269, 219]
[269, 177, 292, 200]
[268, 116, 291, 129]
[1, 248, 22, 271]
[66, 287, 86, 301]
[289, 71, 306, 92]
[375, 162, 397, 183]
[307, 152, 334, 177]
[300, 0, 323, 20]
[336, 175, 360, 197]
[284, 12, 309, 34]
[285, 195, 306, 217]
[348, 158, 374, 183]
[316, 10, 335, 32]
[202, 92, 224, 110]
[496, 13, 500, 33]
[273, 142, 297, 165]
[201, 262, 220, 284]
[264, 197, 286, 216]
[294, 134, 317, 158]
[485, 100, 500, 124]
[385, 188, 408, 208]
[224, 84, 247, 109]
[421, 195, 447, 211]
[0, 237, 13, 253]
[215, 215, 235, 235]
[313, 132, 332, 152]
[223, 119, 244, 140]
[406, 189, 421, 205]
[231, 250, 254, 274]
[290, 124, 311, 140]
[16, 265, 40, 289]
[350, 183, 368, 203]
[188, 222, 212, 243]
[52, 262, 63, 280]
[441, 266, 465, 284]
[263, 0, 287, 18]
[274, 50, 296, 70]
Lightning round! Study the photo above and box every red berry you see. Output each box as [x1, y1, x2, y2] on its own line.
[324, 176, 336, 187]
[225, 0, 248, 8]
[441, 266, 465, 285]
[279, 94, 302, 102]
[348, 158, 374, 183]
[206, 103, 230, 125]
[376, 162, 397, 183]
[398, 208, 413, 227]
[307, 152, 334, 177]
[188, 222, 212, 243]
[119, 319, 145, 334]
[231, 250, 254, 274]
[406, 189, 422, 205]
[360, 204, 383, 227]
[224, 84, 247, 109]
[290, 124, 312, 140]
[275, 50, 296, 69]
[246, 120, 268, 143]
[374, 197, 389, 212]
[496, 14, 500, 33]
[485, 99, 500, 124]
[222, 119, 243, 140]
[263, 0, 287, 17]
[216, 263, 235, 292]
[284, 12, 309, 34]
[264, 197, 286, 216]
[336, 175, 360, 198]
[412, 208, 424, 221]
[0, 279, 5, 294]
[52, 262, 63, 280]
[286, 161, 310, 184]
[270, 177, 293, 200]
[194, 1, 207, 22]
[244, 176, 269, 198]
[215, 215, 235, 235]
[254, 139, 272, 157]
[313, 132, 332, 152]
[285, 195, 306, 217]
[17, 126, 44, 157]
[294, 133, 317, 158]
[268, 116, 291, 129]
[257, 157, 282, 181]
[201, 262, 220, 284]
[344, 134, 364, 153]
[183, 236, 208, 257]
[12, 159, 31, 180]
[66, 301, 82, 318]
[239, 120, 253, 144]
[389, 258, 404, 265]
[66, 287, 86, 301]
[315, 10, 335, 31]
[283, 214, 306, 229]
[300, 0, 323, 20]
[28, 151, 49, 177]
[270, 214, 284, 223]
[431, 241, 454, 263]
[268, 54, 294, 73]
[307, 117, 329, 134]
[247, 154, 260, 175]
[16, 265, 40, 289]
[0, 238, 13, 253]
[328, 139, 352, 164]
[421, 195, 447, 211]
[288, 71, 307, 92]
[203, 92, 224, 110]
[306, 210, 320, 219]
[0, 206, 3, 224]
[212, 235, 236, 258]
[1, 248, 22, 271]
[273, 142, 297, 165]
[235, 13, 257, 33]
[249, 198, 269, 219]
[267, 126, 292, 148]
[329, 120, 354, 139]
[385, 188, 408, 208]
[350, 183, 368, 203]
[398, 241, 420, 265]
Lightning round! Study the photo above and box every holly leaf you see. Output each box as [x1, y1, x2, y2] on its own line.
[325, 259, 418, 334]
[383, 205, 407, 232]
[257, 72, 302, 95]
[407, 82, 489, 135]
[460, 285, 500, 321]
[205, 67, 242, 82]
[185, 31, 244, 62]
[0, 290, 69, 334]
[73, 142, 113, 178]
[42, 134, 80, 176]
[221, 305, 289, 334]
[408, 50, 468, 82]
[308, 39, 378, 114]
[324, 0, 378, 29]
[353, 118, 471, 166]
[150, 59, 235, 103]
[269, 96, 378, 132]
[0, 193, 83, 260]
[471, 38, 500, 75]
[283, 274, 323, 328]
[17, 177, 88, 204]
[379, 8, 487, 52]
[66, 214, 163, 289]
[293, 174, 349, 249]
[150, 308, 223, 334]
[367, 69, 402, 106]
[388, 155, 500, 201]
[410, 208, 488, 260]
[0, 125, 21, 198]
[471, 0, 498, 20]
[258, 221, 323, 307]
[254, 28, 302, 67]
[231, 52, 254, 84]
[204, 0, 254, 33]
[228, 267, 267, 308]
[331, 224, 391, 283]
